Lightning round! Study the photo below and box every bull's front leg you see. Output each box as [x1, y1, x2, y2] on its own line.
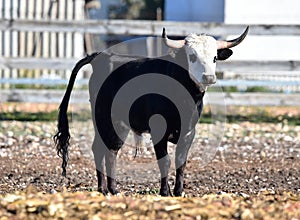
[154, 140, 171, 196]
[174, 129, 195, 196]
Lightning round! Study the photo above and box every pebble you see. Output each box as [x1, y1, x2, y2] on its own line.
[7, 131, 14, 137]
[50, 189, 57, 194]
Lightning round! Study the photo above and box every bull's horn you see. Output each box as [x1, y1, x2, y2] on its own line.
[162, 28, 185, 49]
[217, 26, 249, 49]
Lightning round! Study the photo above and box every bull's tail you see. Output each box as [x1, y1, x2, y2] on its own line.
[54, 52, 99, 176]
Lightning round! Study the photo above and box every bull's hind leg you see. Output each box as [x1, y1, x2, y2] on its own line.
[92, 135, 108, 195]
[92, 121, 129, 195]
[153, 139, 171, 196]
[105, 148, 120, 195]
[105, 125, 129, 195]
[174, 129, 195, 196]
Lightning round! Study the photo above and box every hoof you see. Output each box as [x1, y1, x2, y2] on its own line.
[160, 186, 172, 197]
[173, 189, 183, 197]
[108, 187, 119, 195]
[98, 187, 109, 196]
[159, 190, 170, 196]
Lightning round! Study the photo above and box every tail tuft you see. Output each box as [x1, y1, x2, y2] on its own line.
[53, 52, 97, 176]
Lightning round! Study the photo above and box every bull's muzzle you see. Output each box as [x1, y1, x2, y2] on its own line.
[202, 74, 216, 84]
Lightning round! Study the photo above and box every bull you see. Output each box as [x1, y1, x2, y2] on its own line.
[54, 27, 249, 196]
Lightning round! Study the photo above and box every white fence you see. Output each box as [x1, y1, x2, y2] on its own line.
[0, 2, 300, 95]
[1, 19, 300, 91]
[0, 0, 84, 89]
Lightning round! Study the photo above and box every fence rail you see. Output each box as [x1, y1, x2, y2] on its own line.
[0, 58, 299, 72]
[1, 19, 300, 36]
[1, 58, 300, 90]
[1, 89, 300, 106]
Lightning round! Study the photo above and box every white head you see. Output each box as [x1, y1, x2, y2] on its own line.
[162, 27, 249, 92]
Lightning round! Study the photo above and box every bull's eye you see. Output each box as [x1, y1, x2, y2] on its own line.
[213, 56, 217, 63]
[189, 54, 197, 63]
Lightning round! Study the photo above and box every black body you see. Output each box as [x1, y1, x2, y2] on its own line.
[54, 49, 205, 196]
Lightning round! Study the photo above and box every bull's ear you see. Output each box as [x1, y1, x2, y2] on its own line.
[217, 49, 233, 61]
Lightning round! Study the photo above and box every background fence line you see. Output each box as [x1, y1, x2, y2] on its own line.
[1, 19, 300, 36]
[0, 1, 300, 95]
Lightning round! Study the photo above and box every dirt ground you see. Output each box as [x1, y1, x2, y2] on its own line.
[1, 120, 299, 196]
[0, 107, 300, 219]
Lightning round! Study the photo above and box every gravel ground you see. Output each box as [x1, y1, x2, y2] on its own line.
[1, 120, 300, 197]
